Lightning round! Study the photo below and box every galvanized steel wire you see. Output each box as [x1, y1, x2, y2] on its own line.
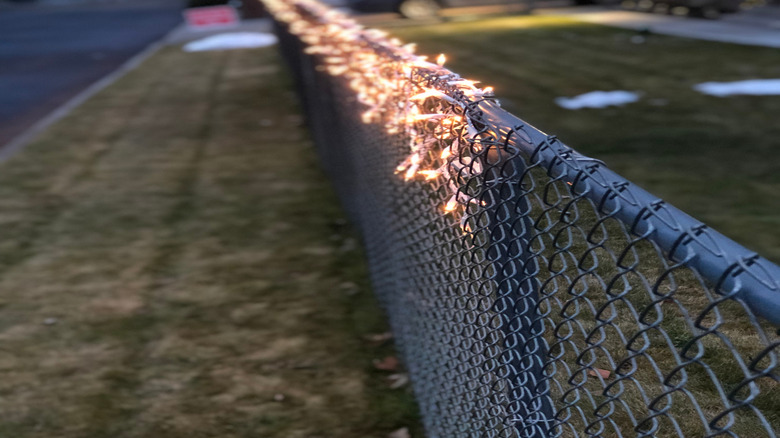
[267, 1, 780, 436]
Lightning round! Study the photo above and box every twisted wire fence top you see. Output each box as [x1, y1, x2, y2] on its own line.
[263, 0, 780, 435]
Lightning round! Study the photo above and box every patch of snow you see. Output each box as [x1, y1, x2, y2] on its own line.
[183, 32, 278, 52]
[693, 79, 780, 97]
[555, 90, 641, 110]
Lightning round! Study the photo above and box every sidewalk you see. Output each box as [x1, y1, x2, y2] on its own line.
[539, 5, 780, 48]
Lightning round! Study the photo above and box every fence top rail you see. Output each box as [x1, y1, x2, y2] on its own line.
[265, 0, 780, 326]
[473, 100, 780, 327]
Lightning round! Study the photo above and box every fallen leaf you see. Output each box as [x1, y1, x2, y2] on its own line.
[373, 356, 400, 371]
[339, 238, 358, 253]
[286, 114, 304, 126]
[364, 331, 393, 344]
[339, 281, 360, 295]
[387, 373, 409, 389]
[388, 427, 410, 438]
[587, 368, 611, 379]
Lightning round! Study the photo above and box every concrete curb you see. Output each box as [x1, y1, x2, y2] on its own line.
[0, 28, 171, 163]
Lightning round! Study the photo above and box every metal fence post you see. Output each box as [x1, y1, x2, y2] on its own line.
[483, 137, 555, 437]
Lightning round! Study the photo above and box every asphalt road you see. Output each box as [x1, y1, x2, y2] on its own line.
[0, 0, 185, 147]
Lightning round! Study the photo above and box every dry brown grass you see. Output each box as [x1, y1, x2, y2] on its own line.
[0, 45, 420, 437]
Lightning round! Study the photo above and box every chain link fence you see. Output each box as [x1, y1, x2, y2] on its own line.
[264, 1, 780, 435]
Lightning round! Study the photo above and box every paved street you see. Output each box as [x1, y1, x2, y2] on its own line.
[540, 4, 780, 48]
[0, 0, 183, 147]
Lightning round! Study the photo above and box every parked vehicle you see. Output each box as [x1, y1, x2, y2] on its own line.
[187, 0, 266, 18]
[657, 0, 742, 16]
[575, 0, 743, 18]
[348, 0, 531, 18]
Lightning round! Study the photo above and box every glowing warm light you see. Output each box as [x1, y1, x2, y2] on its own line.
[418, 170, 440, 180]
[262, 0, 496, 233]
[409, 89, 456, 104]
[408, 113, 448, 123]
[444, 196, 459, 213]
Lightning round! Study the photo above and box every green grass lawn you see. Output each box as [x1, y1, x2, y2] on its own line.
[0, 45, 420, 438]
[389, 15, 780, 263]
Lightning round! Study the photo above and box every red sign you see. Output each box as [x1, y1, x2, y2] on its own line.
[184, 6, 240, 30]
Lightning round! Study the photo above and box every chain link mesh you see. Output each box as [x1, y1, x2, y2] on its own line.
[266, 1, 780, 436]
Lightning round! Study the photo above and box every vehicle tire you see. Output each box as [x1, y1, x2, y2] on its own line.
[636, 0, 656, 11]
[398, 0, 441, 19]
[652, 1, 670, 13]
[621, 0, 639, 10]
[718, 0, 741, 13]
[688, 5, 720, 17]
